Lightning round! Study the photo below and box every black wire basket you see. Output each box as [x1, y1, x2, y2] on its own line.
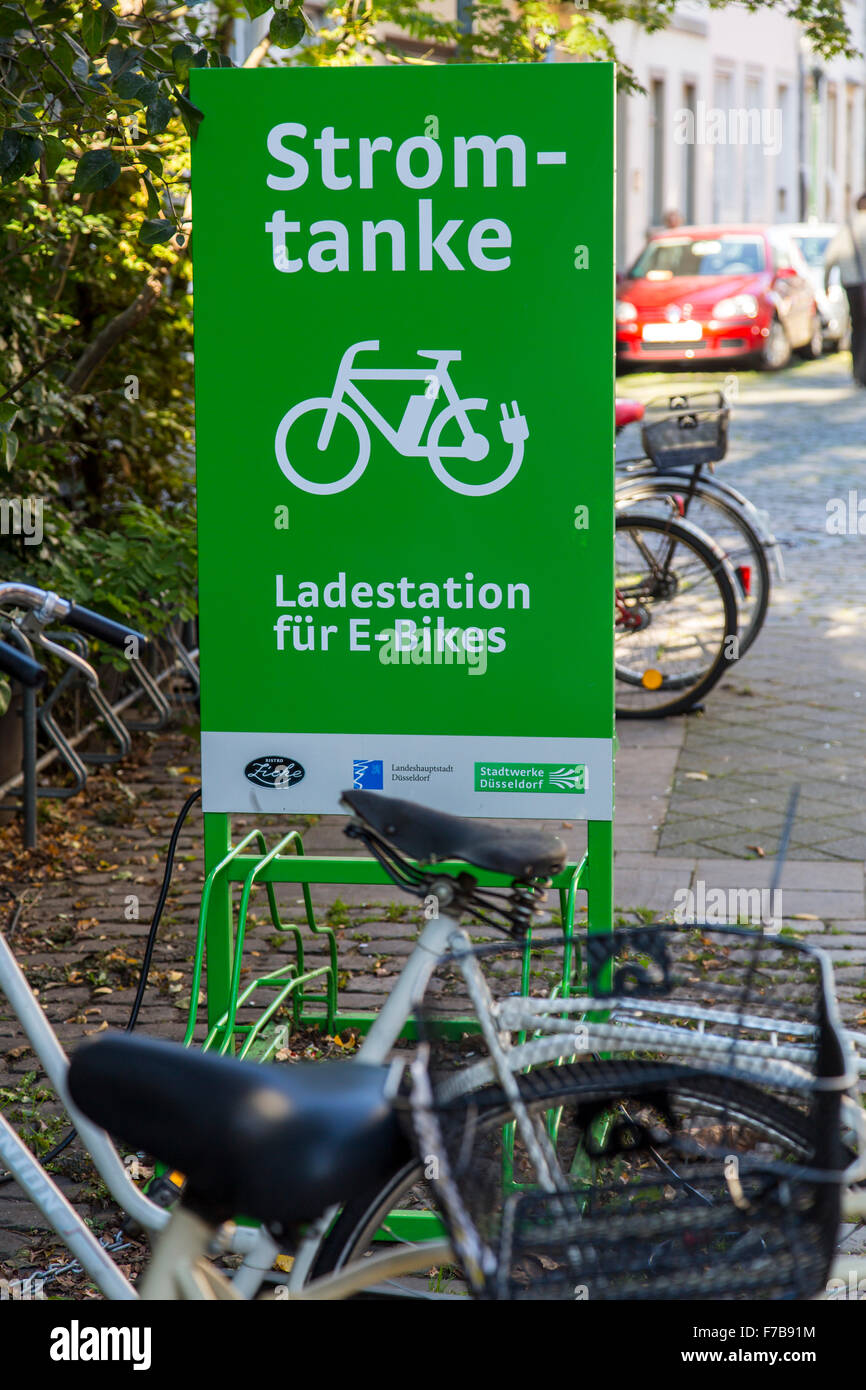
[410, 926, 861, 1301]
[641, 391, 730, 472]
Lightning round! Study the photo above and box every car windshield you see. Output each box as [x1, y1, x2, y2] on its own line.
[790, 235, 832, 268]
[628, 236, 766, 279]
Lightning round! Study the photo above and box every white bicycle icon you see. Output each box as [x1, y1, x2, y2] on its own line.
[274, 340, 529, 498]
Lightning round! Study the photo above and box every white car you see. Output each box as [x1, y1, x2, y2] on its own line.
[779, 222, 852, 353]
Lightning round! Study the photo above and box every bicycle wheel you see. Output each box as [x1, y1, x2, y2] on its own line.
[308, 1061, 826, 1296]
[616, 479, 770, 655]
[615, 511, 739, 719]
[275, 397, 369, 496]
[426, 399, 525, 497]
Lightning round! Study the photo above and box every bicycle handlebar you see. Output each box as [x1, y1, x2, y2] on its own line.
[0, 583, 147, 652]
[0, 640, 46, 689]
[66, 605, 147, 652]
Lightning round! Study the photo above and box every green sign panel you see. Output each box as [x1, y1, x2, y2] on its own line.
[191, 62, 614, 819]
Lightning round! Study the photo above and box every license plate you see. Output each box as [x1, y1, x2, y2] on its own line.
[642, 321, 703, 343]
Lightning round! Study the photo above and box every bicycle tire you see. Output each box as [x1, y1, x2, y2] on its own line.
[426, 399, 524, 497]
[615, 511, 739, 719]
[616, 479, 771, 656]
[308, 1060, 826, 1289]
[274, 397, 369, 496]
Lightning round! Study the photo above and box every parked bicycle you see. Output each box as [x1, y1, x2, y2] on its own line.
[616, 390, 782, 658]
[614, 510, 739, 718]
[613, 386, 784, 715]
[1, 712, 864, 1300]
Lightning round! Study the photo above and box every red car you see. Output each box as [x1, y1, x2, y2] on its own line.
[616, 225, 822, 371]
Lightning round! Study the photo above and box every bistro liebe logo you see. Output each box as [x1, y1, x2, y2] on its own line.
[244, 755, 305, 789]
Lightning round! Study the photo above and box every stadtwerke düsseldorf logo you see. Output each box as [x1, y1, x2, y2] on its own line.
[244, 755, 305, 789]
[474, 762, 586, 793]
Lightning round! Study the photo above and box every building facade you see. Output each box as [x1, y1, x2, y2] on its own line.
[230, 0, 866, 268]
[610, 0, 866, 266]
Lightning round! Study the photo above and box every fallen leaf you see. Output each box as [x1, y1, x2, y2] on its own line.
[84, 1021, 109, 1036]
[746, 845, 765, 858]
[684, 772, 709, 781]
[790, 913, 820, 921]
[273, 1254, 294, 1273]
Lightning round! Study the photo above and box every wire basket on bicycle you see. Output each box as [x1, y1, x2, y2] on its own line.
[641, 392, 729, 472]
[409, 925, 864, 1301]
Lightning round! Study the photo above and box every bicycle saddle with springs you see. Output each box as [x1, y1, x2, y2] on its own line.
[341, 790, 567, 881]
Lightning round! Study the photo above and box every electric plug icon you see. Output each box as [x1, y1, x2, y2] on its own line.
[499, 401, 529, 446]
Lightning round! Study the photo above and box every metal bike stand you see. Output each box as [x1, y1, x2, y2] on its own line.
[170, 623, 201, 701]
[189, 814, 613, 1242]
[0, 623, 38, 846]
[43, 629, 133, 765]
[122, 657, 173, 732]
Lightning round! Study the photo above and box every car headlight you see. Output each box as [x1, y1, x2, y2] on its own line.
[712, 294, 759, 319]
[616, 300, 638, 323]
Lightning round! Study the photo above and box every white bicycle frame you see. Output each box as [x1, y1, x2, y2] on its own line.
[275, 339, 528, 498]
[0, 909, 470, 1300]
[3, 909, 866, 1300]
[321, 340, 483, 460]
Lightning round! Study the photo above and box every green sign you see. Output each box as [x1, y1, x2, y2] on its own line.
[191, 62, 614, 819]
[474, 763, 587, 794]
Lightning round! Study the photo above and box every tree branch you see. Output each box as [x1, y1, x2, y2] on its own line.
[65, 268, 168, 393]
[64, 23, 273, 395]
[243, 35, 272, 67]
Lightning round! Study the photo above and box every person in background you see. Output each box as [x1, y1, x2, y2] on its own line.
[663, 209, 684, 229]
[824, 195, 866, 387]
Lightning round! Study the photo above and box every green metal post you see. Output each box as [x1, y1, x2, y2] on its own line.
[203, 812, 234, 1044]
[586, 819, 613, 991]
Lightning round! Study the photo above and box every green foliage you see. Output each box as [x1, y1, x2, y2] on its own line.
[0, 0, 855, 645]
[31, 501, 198, 641]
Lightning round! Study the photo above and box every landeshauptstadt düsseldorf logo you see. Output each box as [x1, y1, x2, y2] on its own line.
[244, 755, 305, 789]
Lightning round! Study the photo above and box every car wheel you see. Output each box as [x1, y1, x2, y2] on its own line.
[759, 316, 792, 370]
[797, 314, 824, 360]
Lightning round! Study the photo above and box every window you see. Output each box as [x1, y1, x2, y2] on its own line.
[650, 79, 666, 226]
[775, 83, 794, 219]
[616, 87, 628, 268]
[826, 83, 838, 218]
[628, 235, 766, 279]
[712, 70, 738, 221]
[682, 82, 697, 222]
[744, 75, 763, 220]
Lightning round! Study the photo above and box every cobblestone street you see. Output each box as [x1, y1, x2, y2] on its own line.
[2, 354, 866, 1289]
[613, 357, 866, 964]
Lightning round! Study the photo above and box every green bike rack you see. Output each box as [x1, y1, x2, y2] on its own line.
[188, 813, 613, 1055]
[184, 814, 613, 1249]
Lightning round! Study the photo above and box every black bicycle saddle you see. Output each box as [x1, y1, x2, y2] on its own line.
[69, 1033, 409, 1232]
[341, 789, 567, 880]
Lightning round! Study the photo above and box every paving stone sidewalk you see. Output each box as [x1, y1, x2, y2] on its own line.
[3, 354, 866, 1288]
[612, 356, 866, 949]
